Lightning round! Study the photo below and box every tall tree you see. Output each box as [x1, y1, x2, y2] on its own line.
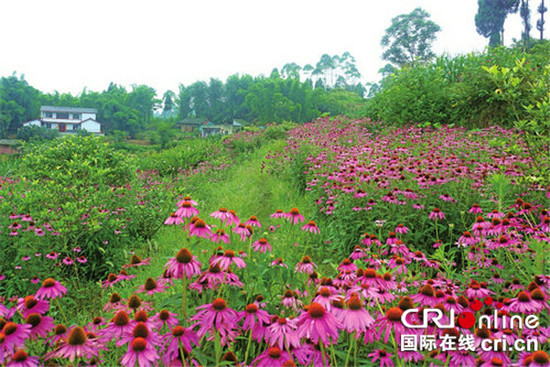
[520, 0, 532, 49]
[475, 0, 520, 47]
[162, 90, 176, 117]
[281, 62, 302, 79]
[537, 0, 547, 39]
[381, 8, 441, 67]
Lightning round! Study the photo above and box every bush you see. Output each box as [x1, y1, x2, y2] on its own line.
[16, 125, 60, 141]
[365, 42, 550, 128]
[0, 137, 174, 296]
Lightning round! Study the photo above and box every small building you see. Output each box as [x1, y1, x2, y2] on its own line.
[178, 118, 206, 133]
[199, 120, 244, 138]
[22, 106, 103, 135]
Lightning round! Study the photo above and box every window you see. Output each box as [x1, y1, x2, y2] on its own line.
[56, 112, 69, 119]
[72, 113, 81, 120]
[44, 112, 53, 118]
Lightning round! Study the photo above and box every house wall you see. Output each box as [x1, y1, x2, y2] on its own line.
[81, 120, 101, 133]
[25, 120, 41, 127]
[82, 113, 96, 120]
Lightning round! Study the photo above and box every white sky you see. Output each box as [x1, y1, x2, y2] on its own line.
[0, 0, 531, 97]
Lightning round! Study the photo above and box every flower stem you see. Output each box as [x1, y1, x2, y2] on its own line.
[243, 329, 253, 365]
[345, 332, 355, 367]
[182, 277, 188, 319]
[319, 340, 328, 367]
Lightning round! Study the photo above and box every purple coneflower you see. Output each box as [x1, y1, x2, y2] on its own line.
[5, 350, 40, 367]
[212, 250, 246, 270]
[101, 310, 133, 339]
[295, 256, 317, 274]
[17, 296, 49, 317]
[164, 212, 184, 225]
[266, 317, 300, 351]
[35, 278, 67, 300]
[25, 313, 55, 339]
[122, 255, 151, 269]
[295, 302, 341, 345]
[252, 346, 292, 367]
[189, 218, 211, 239]
[46, 326, 99, 362]
[175, 201, 199, 218]
[286, 208, 305, 224]
[252, 238, 272, 253]
[429, 208, 445, 220]
[210, 229, 230, 244]
[368, 349, 394, 367]
[2, 322, 32, 349]
[245, 215, 261, 227]
[164, 248, 201, 279]
[137, 277, 168, 296]
[120, 337, 159, 367]
[301, 220, 320, 234]
[151, 310, 179, 330]
[192, 298, 238, 346]
[161, 325, 199, 365]
[270, 209, 286, 219]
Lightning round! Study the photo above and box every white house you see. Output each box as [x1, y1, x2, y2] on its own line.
[23, 106, 103, 135]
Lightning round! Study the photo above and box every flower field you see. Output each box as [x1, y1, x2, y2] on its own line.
[0, 117, 549, 366]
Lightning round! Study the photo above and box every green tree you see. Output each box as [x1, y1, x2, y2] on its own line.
[476, 0, 520, 47]
[537, 0, 547, 39]
[281, 62, 302, 79]
[520, 0, 532, 49]
[381, 7, 441, 67]
[162, 90, 176, 117]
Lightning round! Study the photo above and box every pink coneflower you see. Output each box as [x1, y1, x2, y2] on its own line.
[62, 257, 74, 266]
[122, 255, 151, 269]
[266, 317, 300, 351]
[118, 270, 136, 282]
[5, 350, 40, 367]
[102, 273, 122, 289]
[395, 224, 409, 234]
[210, 229, 230, 244]
[17, 296, 49, 317]
[35, 278, 67, 300]
[2, 322, 32, 349]
[458, 231, 477, 247]
[46, 326, 100, 362]
[465, 280, 494, 299]
[252, 346, 292, 367]
[368, 349, 394, 367]
[375, 307, 406, 343]
[210, 207, 233, 223]
[120, 337, 160, 367]
[238, 303, 271, 332]
[411, 284, 439, 306]
[189, 218, 212, 239]
[175, 201, 199, 218]
[271, 258, 288, 268]
[164, 248, 202, 279]
[232, 223, 250, 241]
[212, 250, 246, 270]
[245, 215, 261, 227]
[101, 310, 133, 340]
[25, 313, 55, 339]
[301, 220, 320, 234]
[312, 287, 339, 311]
[45, 251, 60, 260]
[295, 256, 317, 274]
[286, 208, 305, 224]
[429, 208, 445, 220]
[161, 325, 199, 365]
[151, 310, 179, 330]
[337, 258, 357, 272]
[164, 212, 184, 225]
[469, 204, 483, 214]
[523, 351, 550, 367]
[137, 277, 168, 296]
[226, 210, 241, 226]
[252, 238, 272, 253]
[339, 294, 374, 335]
[295, 302, 341, 345]
[191, 298, 238, 345]
[270, 209, 286, 219]
[76, 256, 87, 264]
[117, 321, 161, 348]
[281, 290, 302, 310]
[507, 291, 542, 313]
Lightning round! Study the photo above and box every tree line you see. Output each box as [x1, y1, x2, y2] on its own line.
[0, 53, 366, 138]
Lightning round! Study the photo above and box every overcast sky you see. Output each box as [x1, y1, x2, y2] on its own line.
[0, 0, 530, 96]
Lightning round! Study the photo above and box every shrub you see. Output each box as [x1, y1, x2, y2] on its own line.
[16, 125, 60, 141]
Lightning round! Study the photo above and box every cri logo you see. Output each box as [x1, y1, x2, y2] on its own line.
[402, 297, 510, 329]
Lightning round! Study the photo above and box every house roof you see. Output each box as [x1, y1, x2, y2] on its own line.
[22, 118, 102, 125]
[41, 106, 97, 113]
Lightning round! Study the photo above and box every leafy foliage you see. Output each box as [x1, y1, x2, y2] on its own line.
[380, 7, 441, 67]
